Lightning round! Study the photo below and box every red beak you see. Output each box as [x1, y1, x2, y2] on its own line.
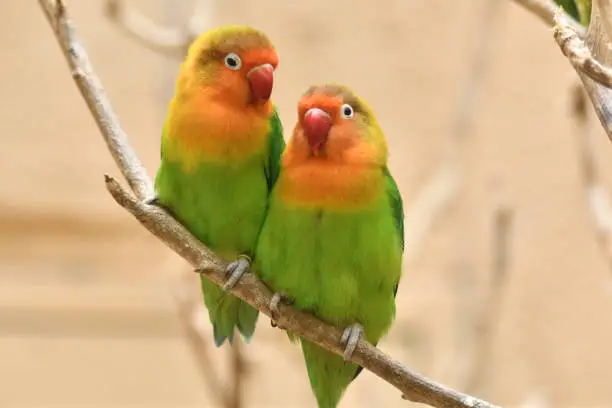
[247, 64, 274, 102]
[303, 108, 332, 152]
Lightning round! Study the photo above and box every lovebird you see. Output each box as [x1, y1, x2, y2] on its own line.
[151, 25, 285, 347]
[255, 84, 404, 408]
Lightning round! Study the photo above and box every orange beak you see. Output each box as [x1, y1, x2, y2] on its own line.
[247, 64, 274, 103]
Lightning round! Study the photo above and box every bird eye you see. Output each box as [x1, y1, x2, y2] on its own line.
[341, 104, 354, 119]
[224, 53, 242, 70]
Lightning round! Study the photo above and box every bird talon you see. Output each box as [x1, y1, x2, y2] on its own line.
[269, 291, 292, 327]
[341, 323, 364, 361]
[144, 195, 160, 206]
[222, 255, 251, 292]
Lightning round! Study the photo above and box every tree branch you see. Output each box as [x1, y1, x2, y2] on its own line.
[511, 0, 586, 36]
[104, 0, 213, 57]
[38, 0, 500, 407]
[553, 13, 612, 88]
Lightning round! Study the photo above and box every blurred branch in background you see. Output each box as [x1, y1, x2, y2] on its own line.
[442, 0, 509, 389]
[520, 0, 612, 271]
[570, 84, 612, 274]
[38, 0, 501, 407]
[174, 275, 246, 408]
[104, 0, 242, 403]
[104, 0, 214, 57]
[464, 204, 513, 395]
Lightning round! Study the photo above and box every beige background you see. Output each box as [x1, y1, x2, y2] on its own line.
[2, 0, 612, 407]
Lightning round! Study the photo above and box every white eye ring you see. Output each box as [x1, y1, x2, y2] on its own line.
[341, 104, 354, 119]
[224, 53, 242, 70]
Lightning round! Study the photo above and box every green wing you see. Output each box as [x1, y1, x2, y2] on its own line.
[265, 106, 286, 192]
[384, 167, 404, 253]
[352, 167, 405, 382]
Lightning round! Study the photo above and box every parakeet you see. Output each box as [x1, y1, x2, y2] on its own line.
[151, 25, 285, 347]
[255, 84, 404, 408]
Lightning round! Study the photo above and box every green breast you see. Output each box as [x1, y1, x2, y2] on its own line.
[256, 191, 403, 342]
[154, 155, 269, 260]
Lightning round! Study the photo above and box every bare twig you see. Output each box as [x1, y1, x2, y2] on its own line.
[104, 0, 213, 57]
[551, 1, 612, 141]
[511, 0, 586, 36]
[553, 13, 612, 88]
[40, 0, 152, 199]
[38, 1, 501, 407]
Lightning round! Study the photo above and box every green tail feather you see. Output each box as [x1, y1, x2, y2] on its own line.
[201, 277, 259, 347]
[301, 339, 359, 408]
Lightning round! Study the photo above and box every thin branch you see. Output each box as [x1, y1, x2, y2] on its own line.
[553, 13, 612, 88]
[547, 0, 612, 143]
[38, 1, 501, 407]
[40, 0, 152, 199]
[104, 0, 213, 57]
[511, 0, 586, 36]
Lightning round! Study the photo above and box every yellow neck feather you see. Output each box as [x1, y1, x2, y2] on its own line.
[163, 91, 271, 172]
[276, 161, 384, 211]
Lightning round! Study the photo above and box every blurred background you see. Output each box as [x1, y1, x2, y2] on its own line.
[3, 0, 612, 407]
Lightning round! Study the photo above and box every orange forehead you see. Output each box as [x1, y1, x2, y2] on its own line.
[298, 94, 343, 117]
[241, 48, 279, 69]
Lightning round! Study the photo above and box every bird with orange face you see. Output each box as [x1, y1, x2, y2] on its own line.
[152, 26, 285, 347]
[255, 84, 404, 408]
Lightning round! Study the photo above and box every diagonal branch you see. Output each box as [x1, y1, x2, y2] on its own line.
[40, 0, 152, 199]
[554, 5, 612, 140]
[38, 1, 500, 407]
[553, 13, 612, 88]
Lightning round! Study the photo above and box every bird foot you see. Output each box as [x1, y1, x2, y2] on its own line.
[143, 195, 160, 206]
[341, 323, 364, 361]
[269, 291, 293, 328]
[222, 255, 251, 291]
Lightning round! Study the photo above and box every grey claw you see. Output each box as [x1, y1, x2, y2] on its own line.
[222, 256, 251, 292]
[341, 323, 364, 361]
[269, 292, 292, 327]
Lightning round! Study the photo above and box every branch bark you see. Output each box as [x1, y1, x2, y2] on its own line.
[551, 1, 612, 141]
[38, 0, 501, 407]
[554, 13, 612, 88]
